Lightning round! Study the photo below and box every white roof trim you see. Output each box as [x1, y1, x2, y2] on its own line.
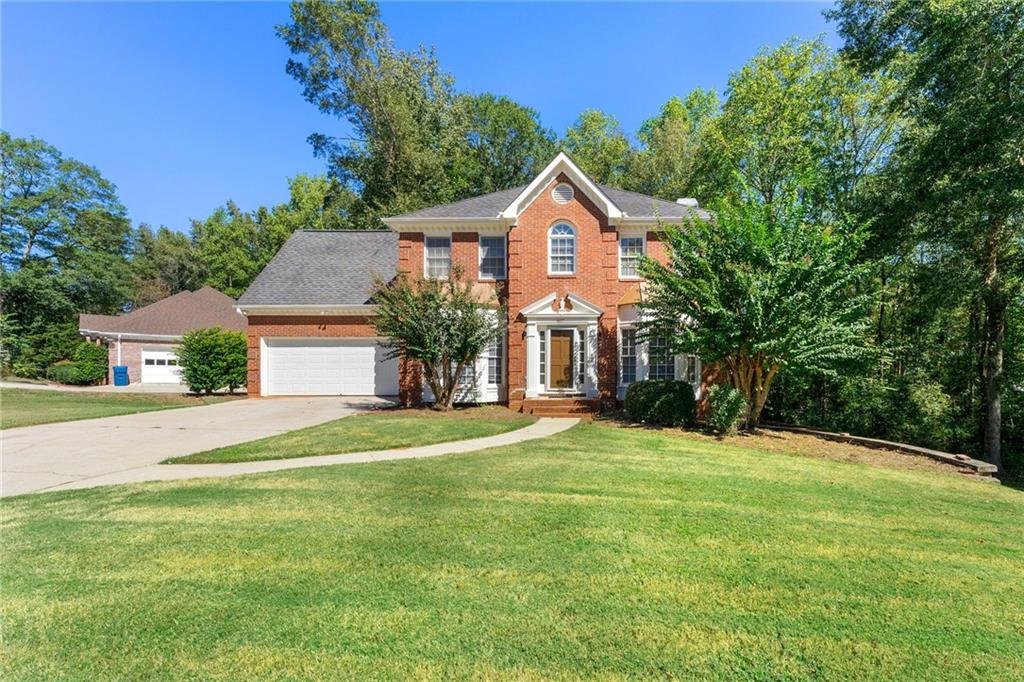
[235, 304, 378, 316]
[500, 152, 623, 224]
[382, 217, 512, 233]
[79, 329, 183, 342]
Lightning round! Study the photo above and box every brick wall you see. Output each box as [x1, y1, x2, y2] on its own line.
[395, 173, 673, 411]
[245, 315, 378, 397]
[105, 340, 176, 385]
[505, 173, 669, 409]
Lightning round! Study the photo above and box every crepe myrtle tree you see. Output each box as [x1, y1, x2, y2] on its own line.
[639, 199, 875, 427]
[372, 268, 504, 411]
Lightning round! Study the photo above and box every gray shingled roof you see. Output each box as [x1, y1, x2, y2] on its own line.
[238, 230, 397, 306]
[387, 183, 706, 220]
[389, 185, 526, 219]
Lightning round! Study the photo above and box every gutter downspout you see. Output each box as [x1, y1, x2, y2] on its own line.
[117, 334, 122, 366]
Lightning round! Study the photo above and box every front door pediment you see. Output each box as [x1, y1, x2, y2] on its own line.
[521, 292, 603, 321]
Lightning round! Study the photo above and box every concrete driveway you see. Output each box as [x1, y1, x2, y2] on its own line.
[2, 397, 389, 497]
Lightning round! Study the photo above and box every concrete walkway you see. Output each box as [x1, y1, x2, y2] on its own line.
[2, 397, 389, 497]
[18, 417, 578, 496]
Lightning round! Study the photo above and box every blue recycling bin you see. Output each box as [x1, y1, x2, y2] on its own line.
[113, 365, 129, 386]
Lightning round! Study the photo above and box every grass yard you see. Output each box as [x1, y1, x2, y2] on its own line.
[0, 388, 237, 429]
[3, 422, 1022, 680]
[165, 406, 536, 464]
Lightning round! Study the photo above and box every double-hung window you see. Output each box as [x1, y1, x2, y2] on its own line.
[620, 328, 637, 384]
[425, 236, 451, 279]
[548, 223, 576, 274]
[619, 236, 644, 278]
[486, 335, 503, 385]
[648, 337, 675, 381]
[479, 236, 506, 280]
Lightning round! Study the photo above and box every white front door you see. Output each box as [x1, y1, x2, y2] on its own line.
[263, 338, 399, 396]
[141, 349, 183, 384]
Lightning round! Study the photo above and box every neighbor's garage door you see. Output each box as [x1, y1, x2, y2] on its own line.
[264, 338, 399, 396]
[141, 348, 183, 384]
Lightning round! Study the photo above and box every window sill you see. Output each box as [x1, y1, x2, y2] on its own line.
[546, 273, 577, 278]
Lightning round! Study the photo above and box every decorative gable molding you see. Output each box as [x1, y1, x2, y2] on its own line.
[520, 291, 604, 322]
[499, 152, 623, 225]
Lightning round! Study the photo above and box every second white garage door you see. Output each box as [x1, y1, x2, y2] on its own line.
[264, 338, 398, 396]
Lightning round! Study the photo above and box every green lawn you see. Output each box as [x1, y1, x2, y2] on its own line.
[0, 388, 236, 429]
[165, 407, 536, 464]
[3, 422, 1022, 680]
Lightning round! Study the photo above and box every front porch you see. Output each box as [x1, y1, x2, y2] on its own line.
[521, 292, 603, 399]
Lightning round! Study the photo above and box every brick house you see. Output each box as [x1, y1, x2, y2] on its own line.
[79, 287, 246, 386]
[238, 153, 711, 413]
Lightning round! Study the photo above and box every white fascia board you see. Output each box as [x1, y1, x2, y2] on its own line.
[383, 217, 512, 234]
[500, 152, 622, 223]
[78, 329, 183, 342]
[235, 304, 378, 316]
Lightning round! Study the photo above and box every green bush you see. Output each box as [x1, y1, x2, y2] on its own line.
[624, 380, 696, 427]
[178, 327, 247, 394]
[706, 384, 748, 435]
[72, 343, 108, 384]
[44, 342, 110, 385]
[46, 361, 81, 385]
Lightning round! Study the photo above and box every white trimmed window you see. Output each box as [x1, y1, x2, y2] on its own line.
[648, 337, 675, 381]
[619, 236, 644, 278]
[425, 236, 451, 278]
[479, 236, 506, 280]
[458, 362, 475, 386]
[487, 335, 503, 385]
[620, 328, 637, 384]
[548, 223, 576, 274]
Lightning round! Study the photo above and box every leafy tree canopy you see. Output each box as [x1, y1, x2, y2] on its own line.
[639, 198, 875, 425]
[562, 109, 632, 186]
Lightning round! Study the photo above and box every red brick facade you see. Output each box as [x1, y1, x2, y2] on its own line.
[245, 167, 713, 408]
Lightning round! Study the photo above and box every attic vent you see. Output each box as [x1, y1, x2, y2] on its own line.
[552, 183, 574, 205]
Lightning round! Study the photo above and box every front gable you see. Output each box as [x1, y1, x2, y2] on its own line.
[499, 152, 622, 225]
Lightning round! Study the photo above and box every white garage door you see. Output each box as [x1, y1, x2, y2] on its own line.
[264, 338, 399, 396]
[141, 349, 183, 384]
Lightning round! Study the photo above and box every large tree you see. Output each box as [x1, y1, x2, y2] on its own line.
[830, 0, 1024, 470]
[625, 91, 719, 201]
[697, 39, 900, 219]
[562, 109, 632, 186]
[463, 93, 558, 195]
[1, 132, 133, 375]
[640, 199, 874, 426]
[278, 0, 472, 226]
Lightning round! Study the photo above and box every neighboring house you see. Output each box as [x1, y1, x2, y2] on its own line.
[238, 152, 713, 413]
[79, 287, 246, 385]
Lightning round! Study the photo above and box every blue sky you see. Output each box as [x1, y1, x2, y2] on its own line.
[3, 1, 835, 231]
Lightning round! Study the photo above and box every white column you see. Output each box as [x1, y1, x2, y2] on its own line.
[525, 322, 540, 397]
[584, 322, 599, 397]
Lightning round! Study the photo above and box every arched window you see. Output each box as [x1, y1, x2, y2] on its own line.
[548, 223, 576, 274]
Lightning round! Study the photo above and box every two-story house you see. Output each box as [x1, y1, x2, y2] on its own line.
[237, 153, 711, 415]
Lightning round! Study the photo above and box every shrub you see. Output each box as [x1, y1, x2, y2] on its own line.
[624, 380, 696, 427]
[46, 361, 81, 385]
[178, 327, 247, 394]
[44, 342, 110, 385]
[71, 343, 108, 385]
[706, 384, 747, 435]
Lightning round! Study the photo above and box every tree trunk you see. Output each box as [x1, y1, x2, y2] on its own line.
[980, 221, 1005, 471]
[983, 301, 1004, 472]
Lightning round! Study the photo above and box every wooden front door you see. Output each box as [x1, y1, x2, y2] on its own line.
[549, 330, 573, 389]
